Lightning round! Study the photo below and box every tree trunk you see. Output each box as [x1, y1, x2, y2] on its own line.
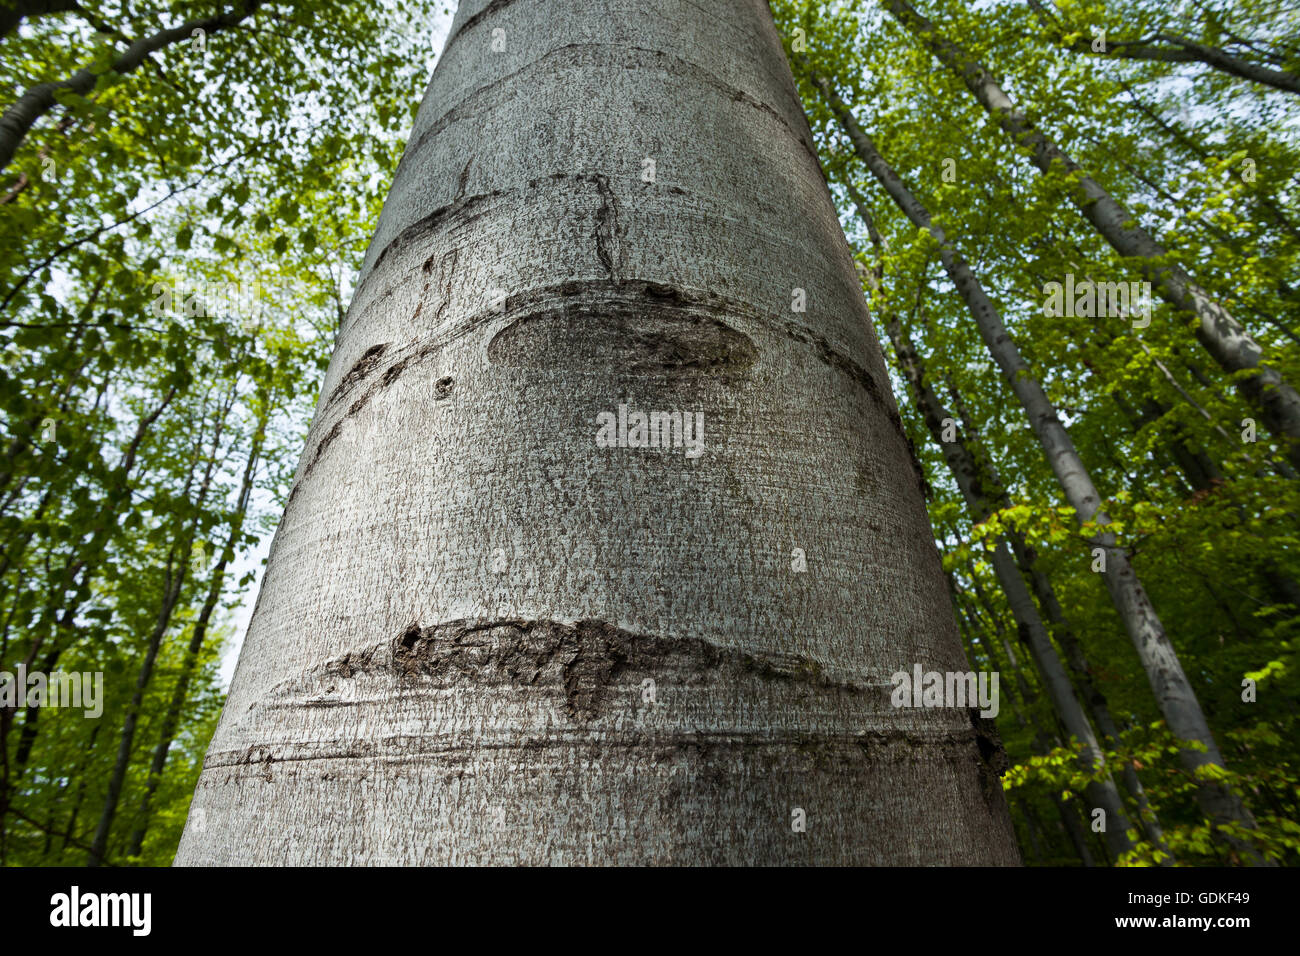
[174, 0, 1019, 866]
[88, 397, 229, 866]
[1024, 0, 1300, 95]
[893, 320, 1137, 858]
[951, 573, 1094, 866]
[126, 409, 266, 860]
[809, 67, 1266, 860]
[0, 384, 175, 858]
[850, 188, 1136, 858]
[943, 367, 1168, 851]
[86, 551, 187, 866]
[884, 0, 1300, 471]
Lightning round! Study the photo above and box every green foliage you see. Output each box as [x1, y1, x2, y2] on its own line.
[0, 0, 451, 865]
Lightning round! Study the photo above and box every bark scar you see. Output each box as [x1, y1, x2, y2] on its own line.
[325, 343, 389, 410]
[586, 173, 623, 284]
[363, 619, 873, 724]
[486, 280, 757, 381]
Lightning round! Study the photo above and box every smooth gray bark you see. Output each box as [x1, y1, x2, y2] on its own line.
[174, 0, 1019, 865]
[809, 66, 1266, 858]
[885, 0, 1300, 472]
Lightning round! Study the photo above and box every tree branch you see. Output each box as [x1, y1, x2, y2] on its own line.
[0, 0, 265, 172]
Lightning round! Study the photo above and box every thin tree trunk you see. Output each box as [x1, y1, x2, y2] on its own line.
[1117, 81, 1300, 242]
[56, 721, 100, 856]
[944, 379, 1169, 851]
[85, 551, 187, 866]
[1024, 0, 1300, 95]
[1054, 794, 1099, 866]
[0, 384, 175, 856]
[850, 189, 1136, 858]
[809, 67, 1266, 861]
[175, 0, 1020, 866]
[948, 577, 1047, 865]
[883, 0, 1300, 471]
[12, 395, 207, 776]
[126, 405, 266, 859]
[952, 572, 1095, 866]
[87, 395, 230, 866]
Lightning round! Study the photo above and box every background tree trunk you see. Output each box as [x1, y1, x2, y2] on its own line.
[175, 0, 1019, 866]
[884, 0, 1300, 471]
[127, 400, 268, 860]
[849, 186, 1138, 858]
[810, 70, 1264, 858]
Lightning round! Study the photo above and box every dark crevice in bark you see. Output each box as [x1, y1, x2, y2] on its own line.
[587, 173, 624, 283]
[252, 618, 883, 731]
[324, 343, 389, 409]
[423, 247, 459, 326]
[201, 727, 1012, 772]
[455, 157, 473, 199]
[626, 45, 819, 161]
[969, 708, 1012, 811]
[297, 338, 447, 487]
[367, 190, 502, 280]
[299, 420, 343, 483]
[390, 618, 873, 716]
[900, 427, 932, 501]
[779, 318, 882, 404]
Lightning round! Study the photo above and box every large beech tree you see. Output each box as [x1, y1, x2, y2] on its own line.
[175, 0, 1019, 865]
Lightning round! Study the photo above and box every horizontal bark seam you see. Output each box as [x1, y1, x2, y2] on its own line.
[403, 42, 815, 183]
[201, 727, 991, 771]
[440, 0, 518, 58]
